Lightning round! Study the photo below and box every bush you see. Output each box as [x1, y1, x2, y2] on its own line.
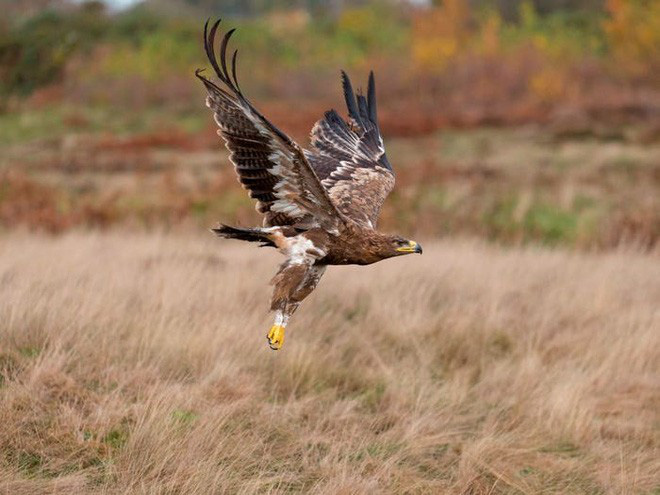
[0, 4, 110, 97]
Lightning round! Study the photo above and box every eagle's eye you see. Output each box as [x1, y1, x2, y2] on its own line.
[394, 238, 423, 254]
[391, 240, 404, 249]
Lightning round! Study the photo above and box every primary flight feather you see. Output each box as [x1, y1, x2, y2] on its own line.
[196, 19, 422, 350]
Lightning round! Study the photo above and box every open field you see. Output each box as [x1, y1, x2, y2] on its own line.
[2, 3, 659, 493]
[0, 232, 658, 494]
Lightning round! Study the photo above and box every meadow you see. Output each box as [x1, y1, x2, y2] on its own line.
[0, 233, 658, 494]
[1, 2, 659, 493]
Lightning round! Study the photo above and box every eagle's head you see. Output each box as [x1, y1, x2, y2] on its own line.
[385, 235, 423, 258]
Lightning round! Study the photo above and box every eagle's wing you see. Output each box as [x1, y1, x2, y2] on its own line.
[306, 71, 395, 229]
[196, 20, 344, 233]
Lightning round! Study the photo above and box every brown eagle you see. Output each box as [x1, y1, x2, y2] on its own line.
[197, 20, 422, 350]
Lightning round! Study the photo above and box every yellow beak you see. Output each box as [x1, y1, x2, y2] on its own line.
[396, 240, 423, 254]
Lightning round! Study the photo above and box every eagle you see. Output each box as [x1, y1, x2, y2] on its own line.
[196, 20, 422, 350]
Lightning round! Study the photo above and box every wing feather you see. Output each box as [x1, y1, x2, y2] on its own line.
[197, 19, 344, 232]
[307, 71, 394, 228]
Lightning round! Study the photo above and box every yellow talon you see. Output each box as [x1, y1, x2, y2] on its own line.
[267, 325, 285, 350]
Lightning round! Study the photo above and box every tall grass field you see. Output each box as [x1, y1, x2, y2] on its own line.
[1, 233, 657, 493]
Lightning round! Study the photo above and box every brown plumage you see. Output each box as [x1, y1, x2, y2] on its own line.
[197, 20, 422, 350]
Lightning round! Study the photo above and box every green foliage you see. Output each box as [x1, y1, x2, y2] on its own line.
[172, 409, 199, 426]
[524, 202, 578, 244]
[539, 441, 582, 457]
[0, 2, 410, 101]
[0, 5, 110, 97]
[0, 0, 647, 105]
[17, 451, 44, 477]
[484, 196, 518, 239]
[335, 4, 408, 61]
[0, 107, 67, 145]
[500, 1, 607, 57]
[111, 5, 164, 43]
[93, 28, 199, 82]
[18, 346, 40, 358]
[103, 427, 129, 450]
[482, 193, 602, 246]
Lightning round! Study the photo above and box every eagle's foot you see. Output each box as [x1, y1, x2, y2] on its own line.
[267, 325, 285, 350]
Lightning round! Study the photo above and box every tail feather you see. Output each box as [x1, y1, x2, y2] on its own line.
[211, 224, 276, 247]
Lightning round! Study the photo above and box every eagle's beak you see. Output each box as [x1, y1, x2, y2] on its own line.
[397, 240, 423, 254]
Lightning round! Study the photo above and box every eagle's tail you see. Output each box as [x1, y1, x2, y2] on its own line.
[211, 224, 276, 248]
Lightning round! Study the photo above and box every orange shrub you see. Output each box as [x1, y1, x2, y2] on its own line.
[604, 0, 660, 79]
[411, 0, 472, 71]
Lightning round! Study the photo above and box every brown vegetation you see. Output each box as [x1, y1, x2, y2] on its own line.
[1, 126, 658, 249]
[0, 233, 658, 493]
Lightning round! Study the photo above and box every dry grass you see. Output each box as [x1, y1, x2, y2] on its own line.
[0, 232, 658, 494]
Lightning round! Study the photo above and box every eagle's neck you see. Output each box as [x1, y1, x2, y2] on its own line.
[338, 226, 397, 265]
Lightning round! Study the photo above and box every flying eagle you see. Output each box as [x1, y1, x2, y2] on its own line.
[196, 20, 422, 350]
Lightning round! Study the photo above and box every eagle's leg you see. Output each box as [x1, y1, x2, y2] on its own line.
[267, 262, 326, 350]
[267, 305, 297, 351]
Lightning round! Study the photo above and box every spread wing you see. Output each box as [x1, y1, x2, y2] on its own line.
[306, 71, 395, 229]
[196, 20, 344, 233]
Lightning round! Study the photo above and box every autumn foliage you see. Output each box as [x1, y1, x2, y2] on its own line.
[0, 1, 658, 247]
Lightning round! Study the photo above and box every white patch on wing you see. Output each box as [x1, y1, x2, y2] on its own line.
[321, 160, 356, 187]
[263, 147, 309, 219]
[316, 120, 361, 153]
[268, 150, 285, 164]
[248, 109, 269, 134]
[315, 120, 373, 162]
[271, 199, 305, 217]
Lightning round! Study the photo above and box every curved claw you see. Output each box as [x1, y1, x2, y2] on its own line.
[267, 325, 285, 351]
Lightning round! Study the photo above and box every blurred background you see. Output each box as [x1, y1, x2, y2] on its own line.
[1, 0, 658, 249]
